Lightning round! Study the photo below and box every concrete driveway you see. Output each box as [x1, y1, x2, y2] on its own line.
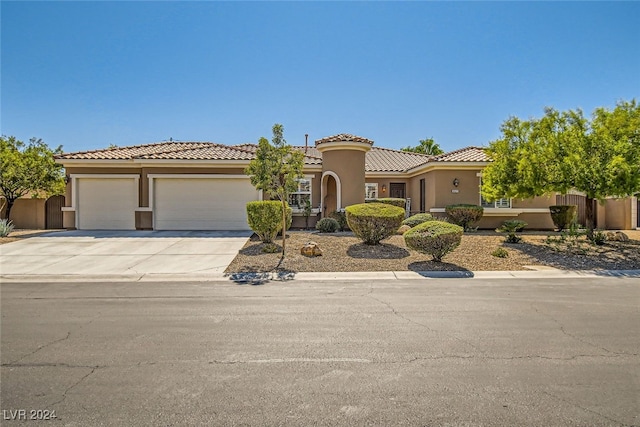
[0, 230, 252, 280]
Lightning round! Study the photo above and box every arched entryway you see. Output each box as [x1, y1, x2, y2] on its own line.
[45, 195, 65, 229]
[321, 171, 341, 217]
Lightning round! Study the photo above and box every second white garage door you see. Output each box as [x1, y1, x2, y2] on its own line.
[154, 177, 260, 230]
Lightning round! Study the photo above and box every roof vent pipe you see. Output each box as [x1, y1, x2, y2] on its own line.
[305, 134, 309, 154]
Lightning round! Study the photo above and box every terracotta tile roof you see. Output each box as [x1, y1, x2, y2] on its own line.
[57, 141, 272, 162]
[315, 134, 374, 146]
[433, 146, 489, 162]
[55, 142, 218, 160]
[235, 144, 323, 165]
[365, 147, 432, 172]
[56, 142, 489, 169]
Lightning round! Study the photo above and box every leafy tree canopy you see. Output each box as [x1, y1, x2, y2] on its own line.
[0, 136, 65, 219]
[245, 124, 304, 255]
[402, 137, 444, 156]
[481, 100, 640, 235]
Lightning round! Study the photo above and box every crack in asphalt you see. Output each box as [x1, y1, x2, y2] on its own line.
[530, 304, 627, 355]
[48, 366, 99, 408]
[541, 390, 629, 426]
[2, 352, 631, 370]
[8, 332, 71, 365]
[367, 292, 483, 352]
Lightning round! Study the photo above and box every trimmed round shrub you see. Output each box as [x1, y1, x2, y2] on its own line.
[345, 202, 405, 245]
[329, 210, 349, 231]
[404, 220, 463, 262]
[549, 205, 577, 231]
[316, 217, 339, 233]
[402, 213, 434, 228]
[246, 201, 292, 243]
[445, 204, 484, 231]
[376, 198, 406, 208]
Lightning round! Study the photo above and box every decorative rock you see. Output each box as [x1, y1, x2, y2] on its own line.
[396, 225, 412, 235]
[606, 231, 630, 242]
[301, 241, 323, 257]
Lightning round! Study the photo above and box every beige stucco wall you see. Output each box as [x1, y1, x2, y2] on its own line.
[427, 169, 482, 207]
[322, 150, 366, 208]
[604, 198, 631, 230]
[1, 198, 46, 229]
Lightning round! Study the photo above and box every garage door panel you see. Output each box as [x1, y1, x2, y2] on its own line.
[154, 178, 259, 230]
[77, 178, 137, 230]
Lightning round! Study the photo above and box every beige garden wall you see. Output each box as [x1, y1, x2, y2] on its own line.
[1, 198, 46, 229]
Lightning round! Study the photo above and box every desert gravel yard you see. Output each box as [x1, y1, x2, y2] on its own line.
[225, 230, 640, 273]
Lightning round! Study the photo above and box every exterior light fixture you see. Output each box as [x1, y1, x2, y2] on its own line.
[453, 178, 460, 187]
[382, 184, 387, 192]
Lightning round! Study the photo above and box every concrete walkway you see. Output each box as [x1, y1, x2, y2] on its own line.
[1, 230, 639, 283]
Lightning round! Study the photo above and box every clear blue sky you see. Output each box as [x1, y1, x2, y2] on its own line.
[2, 1, 639, 154]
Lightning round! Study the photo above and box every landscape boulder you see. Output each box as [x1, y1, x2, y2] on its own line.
[606, 231, 630, 242]
[301, 241, 323, 257]
[396, 225, 412, 235]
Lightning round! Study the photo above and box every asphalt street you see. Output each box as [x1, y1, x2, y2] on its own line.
[1, 278, 639, 426]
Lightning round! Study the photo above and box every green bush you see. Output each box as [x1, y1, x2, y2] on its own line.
[549, 205, 577, 231]
[491, 247, 509, 258]
[345, 202, 405, 245]
[445, 204, 484, 231]
[591, 229, 607, 246]
[0, 219, 14, 237]
[246, 201, 292, 243]
[497, 220, 527, 243]
[404, 220, 463, 262]
[402, 213, 434, 228]
[328, 210, 349, 231]
[316, 217, 339, 233]
[376, 198, 406, 208]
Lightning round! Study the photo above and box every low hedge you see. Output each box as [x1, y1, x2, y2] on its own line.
[328, 210, 349, 231]
[404, 220, 463, 262]
[316, 217, 339, 233]
[376, 198, 406, 208]
[246, 201, 292, 243]
[549, 205, 577, 231]
[402, 213, 434, 228]
[345, 202, 405, 245]
[445, 204, 484, 230]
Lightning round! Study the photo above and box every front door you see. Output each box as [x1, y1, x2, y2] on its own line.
[390, 183, 406, 199]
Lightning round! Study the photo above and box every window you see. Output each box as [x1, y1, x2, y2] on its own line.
[365, 183, 378, 200]
[288, 178, 311, 209]
[479, 177, 511, 208]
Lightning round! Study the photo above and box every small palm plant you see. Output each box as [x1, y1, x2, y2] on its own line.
[497, 220, 527, 243]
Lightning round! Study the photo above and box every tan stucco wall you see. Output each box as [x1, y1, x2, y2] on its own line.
[604, 198, 631, 230]
[512, 195, 555, 209]
[322, 150, 366, 208]
[428, 169, 482, 207]
[477, 213, 555, 230]
[1, 198, 46, 229]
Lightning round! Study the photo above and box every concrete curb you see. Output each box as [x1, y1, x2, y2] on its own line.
[2, 270, 639, 284]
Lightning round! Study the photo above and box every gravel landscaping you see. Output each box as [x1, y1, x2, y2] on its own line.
[225, 230, 640, 273]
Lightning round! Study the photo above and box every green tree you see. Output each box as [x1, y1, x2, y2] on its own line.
[402, 137, 444, 155]
[0, 136, 65, 220]
[245, 124, 304, 256]
[481, 100, 640, 238]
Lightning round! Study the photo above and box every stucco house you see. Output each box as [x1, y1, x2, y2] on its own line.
[54, 134, 639, 231]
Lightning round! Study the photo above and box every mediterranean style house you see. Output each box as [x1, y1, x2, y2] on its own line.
[53, 134, 638, 231]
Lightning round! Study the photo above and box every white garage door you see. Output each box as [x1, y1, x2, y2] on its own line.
[77, 178, 137, 230]
[154, 177, 259, 230]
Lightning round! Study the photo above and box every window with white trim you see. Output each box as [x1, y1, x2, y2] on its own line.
[479, 177, 511, 208]
[288, 178, 311, 209]
[365, 183, 378, 200]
